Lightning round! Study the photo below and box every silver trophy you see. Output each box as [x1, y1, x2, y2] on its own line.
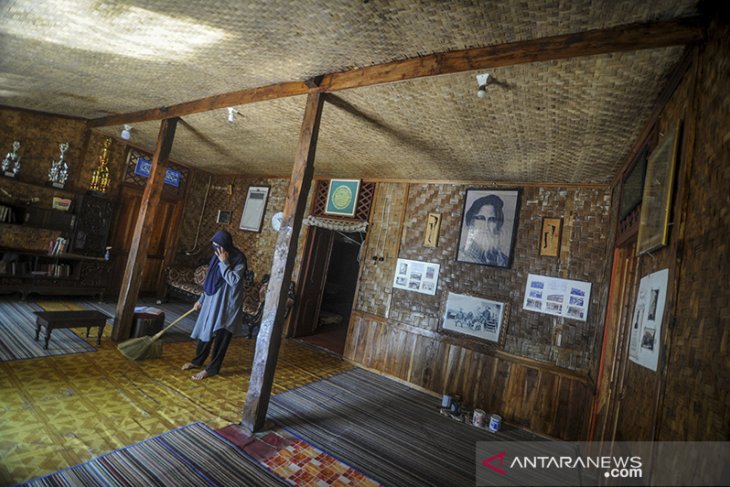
[2, 141, 21, 176]
[48, 142, 70, 187]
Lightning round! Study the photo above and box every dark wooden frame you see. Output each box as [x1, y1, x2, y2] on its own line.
[440, 291, 510, 348]
[456, 188, 521, 268]
[637, 122, 681, 255]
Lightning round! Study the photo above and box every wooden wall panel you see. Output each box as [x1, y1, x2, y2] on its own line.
[347, 311, 591, 440]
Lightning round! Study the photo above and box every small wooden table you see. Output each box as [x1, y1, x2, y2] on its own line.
[33, 310, 110, 349]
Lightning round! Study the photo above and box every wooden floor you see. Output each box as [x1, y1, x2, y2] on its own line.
[0, 298, 352, 485]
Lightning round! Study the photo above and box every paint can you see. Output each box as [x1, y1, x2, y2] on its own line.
[488, 414, 502, 433]
[472, 409, 486, 428]
[441, 394, 452, 409]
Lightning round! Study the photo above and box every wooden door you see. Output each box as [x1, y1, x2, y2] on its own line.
[592, 241, 641, 443]
[288, 227, 334, 337]
[108, 188, 184, 295]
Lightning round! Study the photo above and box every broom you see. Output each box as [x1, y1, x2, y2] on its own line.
[117, 308, 196, 361]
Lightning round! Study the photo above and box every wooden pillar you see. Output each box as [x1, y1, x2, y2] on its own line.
[112, 118, 178, 342]
[241, 92, 324, 432]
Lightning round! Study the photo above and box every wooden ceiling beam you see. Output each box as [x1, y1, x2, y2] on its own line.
[88, 81, 311, 128]
[88, 16, 704, 128]
[319, 16, 705, 92]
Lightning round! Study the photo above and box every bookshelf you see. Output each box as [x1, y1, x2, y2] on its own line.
[0, 192, 114, 300]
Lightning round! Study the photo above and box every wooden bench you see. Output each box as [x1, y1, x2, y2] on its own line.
[33, 310, 110, 349]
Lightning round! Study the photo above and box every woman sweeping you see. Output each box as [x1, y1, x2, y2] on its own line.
[182, 230, 247, 380]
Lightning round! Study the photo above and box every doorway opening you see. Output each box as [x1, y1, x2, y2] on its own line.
[290, 227, 363, 356]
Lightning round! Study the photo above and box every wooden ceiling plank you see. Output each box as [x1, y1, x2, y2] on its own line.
[87, 17, 704, 128]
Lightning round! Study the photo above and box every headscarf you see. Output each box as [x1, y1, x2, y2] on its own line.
[202, 230, 246, 295]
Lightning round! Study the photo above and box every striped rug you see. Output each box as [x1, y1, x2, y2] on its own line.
[269, 368, 545, 487]
[22, 422, 287, 486]
[0, 300, 95, 361]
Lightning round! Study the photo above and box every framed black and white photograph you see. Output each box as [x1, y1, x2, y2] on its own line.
[239, 186, 270, 232]
[442, 292, 507, 344]
[456, 188, 520, 268]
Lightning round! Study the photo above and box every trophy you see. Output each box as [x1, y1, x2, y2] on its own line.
[2, 141, 21, 177]
[48, 142, 70, 188]
[90, 138, 112, 193]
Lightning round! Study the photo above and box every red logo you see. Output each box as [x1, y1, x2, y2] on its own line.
[483, 451, 507, 475]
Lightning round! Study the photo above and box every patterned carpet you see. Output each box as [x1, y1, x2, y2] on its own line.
[22, 422, 286, 486]
[0, 299, 353, 485]
[269, 368, 544, 487]
[0, 300, 97, 361]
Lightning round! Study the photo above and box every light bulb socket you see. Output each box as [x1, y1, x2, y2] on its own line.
[120, 124, 132, 140]
[477, 85, 487, 98]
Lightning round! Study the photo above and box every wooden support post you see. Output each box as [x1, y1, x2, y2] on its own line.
[112, 118, 178, 342]
[241, 92, 324, 432]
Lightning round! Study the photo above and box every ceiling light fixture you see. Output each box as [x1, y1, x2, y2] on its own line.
[120, 124, 132, 140]
[227, 107, 237, 123]
[476, 73, 491, 98]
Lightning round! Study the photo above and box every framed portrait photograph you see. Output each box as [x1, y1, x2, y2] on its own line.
[325, 179, 361, 217]
[442, 292, 508, 345]
[456, 188, 520, 268]
[637, 122, 681, 255]
[239, 185, 270, 232]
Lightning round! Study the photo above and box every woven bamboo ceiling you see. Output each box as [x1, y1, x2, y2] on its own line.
[0, 0, 700, 184]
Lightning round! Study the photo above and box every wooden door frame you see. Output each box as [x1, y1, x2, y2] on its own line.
[288, 226, 335, 338]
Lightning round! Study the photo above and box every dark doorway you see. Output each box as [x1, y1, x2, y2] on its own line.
[290, 228, 363, 355]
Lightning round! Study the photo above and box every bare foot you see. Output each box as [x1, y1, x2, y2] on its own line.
[181, 362, 199, 371]
[192, 370, 210, 381]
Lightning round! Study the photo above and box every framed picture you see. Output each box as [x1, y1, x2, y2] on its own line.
[424, 212, 441, 247]
[325, 179, 361, 217]
[239, 186, 270, 232]
[619, 147, 648, 221]
[392, 258, 440, 295]
[441, 292, 508, 345]
[522, 273, 591, 322]
[637, 122, 681, 255]
[216, 210, 231, 224]
[456, 188, 520, 268]
[539, 217, 562, 257]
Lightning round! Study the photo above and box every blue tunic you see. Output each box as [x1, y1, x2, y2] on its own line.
[190, 260, 245, 342]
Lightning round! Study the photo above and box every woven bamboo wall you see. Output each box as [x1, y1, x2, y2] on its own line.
[360, 183, 612, 370]
[0, 108, 128, 249]
[354, 182, 408, 317]
[593, 21, 730, 483]
[346, 181, 612, 440]
[0, 108, 129, 200]
[613, 73, 694, 442]
[659, 18, 730, 442]
[600, 17, 730, 455]
[175, 174, 314, 285]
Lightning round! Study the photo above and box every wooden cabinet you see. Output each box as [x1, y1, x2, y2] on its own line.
[107, 187, 185, 297]
[0, 191, 114, 299]
[0, 248, 110, 299]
